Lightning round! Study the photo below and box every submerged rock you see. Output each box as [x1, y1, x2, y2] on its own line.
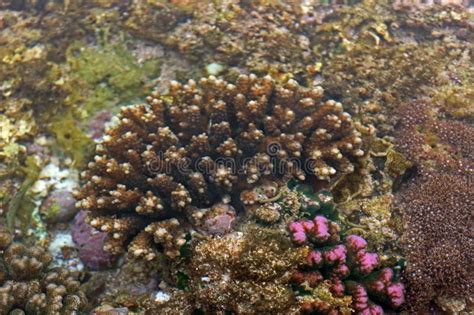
[71, 210, 117, 271]
[40, 189, 78, 224]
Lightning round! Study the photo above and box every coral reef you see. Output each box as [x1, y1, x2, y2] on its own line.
[74, 74, 367, 257]
[149, 225, 304, 314]
[0, 229, 87, 314]
[339, 194, 401, 254]
[0, 1, 472, 313]
[395, 101, 473, 176]
[394, 101, 473, 311]
[286, 186, 405, 314]
[160, 1, 313, 81]
[312, 2, 472, 136]
[146, 183, 404, 314]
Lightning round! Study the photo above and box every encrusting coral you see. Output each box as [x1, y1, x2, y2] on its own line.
[150, 225, 305, 314]
[0, 229, 87, 314]
[74, 74, 368, 258]
[398, 174, 473, 313]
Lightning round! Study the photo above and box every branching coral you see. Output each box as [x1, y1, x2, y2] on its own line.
[286, 186, 405, 314]
[290, 225, 404, 314]
[74, 74, 367, 257]
[0, 229, 87, 314]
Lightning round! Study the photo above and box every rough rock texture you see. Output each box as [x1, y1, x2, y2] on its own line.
[148, 225, 304, 314]
[71, 210, 117, 270]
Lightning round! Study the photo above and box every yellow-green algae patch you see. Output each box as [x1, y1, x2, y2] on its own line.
[62, 41, 161, 118]
[48, 40, 162, 167]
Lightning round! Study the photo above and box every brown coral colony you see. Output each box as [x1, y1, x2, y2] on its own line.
[74, 74, 366, 256]
[0, 229, 86, 314]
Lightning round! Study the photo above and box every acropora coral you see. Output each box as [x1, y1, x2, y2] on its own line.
[0, 229, 87, 314]
[74, 74, 367, 258]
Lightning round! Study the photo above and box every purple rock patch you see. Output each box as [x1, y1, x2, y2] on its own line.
[71, 210, 117, 270]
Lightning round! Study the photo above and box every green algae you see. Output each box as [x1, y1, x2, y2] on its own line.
[6, 156, 41, 232]
[47, 39, 162, 167]
[49, 113, 94, 168]
[63, 41, 161, 118]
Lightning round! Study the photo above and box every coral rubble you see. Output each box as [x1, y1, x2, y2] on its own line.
[74, 74, 367, 257]
[0, 229, 87, 314]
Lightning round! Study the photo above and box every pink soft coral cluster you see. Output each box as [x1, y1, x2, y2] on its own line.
[289, 217, 405, 314]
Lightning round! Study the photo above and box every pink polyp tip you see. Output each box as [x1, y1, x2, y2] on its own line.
[346, 234, 367, 251]
[357, 251, 380, 274]
[380, 267, 394, 283]
[307, 250, 322, 266]
[352, 284, 369, 311]
[370, 280, 385, 293]
[289, 221, 304, 233]
[332, 263, 350, 278]
[387, 283, 405, 307]
[365, 305, 384, 315]
[313, 215, 330, 240]
[330, 279, 345, 297]
[324, 244, 347, 264]
[313, 215, 328, 225]
[292, 231, 307, 244]
[302, 220, 315, 231]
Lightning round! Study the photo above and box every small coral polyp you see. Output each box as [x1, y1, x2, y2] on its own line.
[74, 74, 366, 258]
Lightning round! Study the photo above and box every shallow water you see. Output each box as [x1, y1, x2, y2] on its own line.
[0, 1, 472, 314]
